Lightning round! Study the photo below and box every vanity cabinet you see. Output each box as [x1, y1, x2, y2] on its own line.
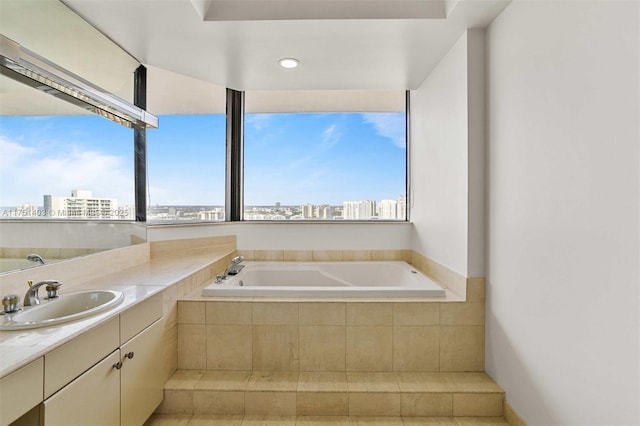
[41, 293, 164, 426]
[43, 350, 121, 426]
[0, 358, 43, 426]
[120, 318, 163, 426]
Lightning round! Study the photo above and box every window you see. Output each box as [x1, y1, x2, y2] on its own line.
[0, 111, 134, 221]
[144, 69, 227, 222]
[243, 91, 407, 220]
[146, 114, 226, 222]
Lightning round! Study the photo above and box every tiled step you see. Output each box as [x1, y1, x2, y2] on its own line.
[146, 413, 511, 425]
[157, 371, 504, 418]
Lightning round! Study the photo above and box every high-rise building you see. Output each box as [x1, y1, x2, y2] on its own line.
[343, 200, 376, 220]
[44, 190, 122, 219]
[378, 199, 397, 219]
[396, 195, 407, 220]
[302, 204, 314, 219]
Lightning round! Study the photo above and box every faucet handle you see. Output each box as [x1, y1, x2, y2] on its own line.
[45, 282, 62, 299]
[2, 295, 20, 314]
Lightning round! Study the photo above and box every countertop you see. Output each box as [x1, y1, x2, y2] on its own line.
[0, 251, 227, 378]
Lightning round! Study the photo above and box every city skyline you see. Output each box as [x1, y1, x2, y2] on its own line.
[0, 112, 405, 207]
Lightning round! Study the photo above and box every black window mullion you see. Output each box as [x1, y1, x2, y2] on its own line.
[225, 88, 244, 221]
[134, 65, 147, 222]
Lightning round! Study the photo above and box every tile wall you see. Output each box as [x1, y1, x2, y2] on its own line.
[176, 296, 486, 373]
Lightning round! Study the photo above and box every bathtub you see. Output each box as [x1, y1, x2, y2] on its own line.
[202, 261, 446, 298]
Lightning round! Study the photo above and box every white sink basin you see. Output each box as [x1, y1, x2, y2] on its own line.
[0, 290, 124, 330]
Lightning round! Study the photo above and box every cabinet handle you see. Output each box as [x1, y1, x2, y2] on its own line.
[124, 351, 135, 360]
[113, 361, 123, 370]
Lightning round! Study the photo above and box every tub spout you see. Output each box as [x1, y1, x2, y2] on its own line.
[223, 256, 245, 276]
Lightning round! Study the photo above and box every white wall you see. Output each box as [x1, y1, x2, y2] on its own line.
[147, 222, 413, 250]
[486, 1, 639, 424]
[410, 30, 485, 277]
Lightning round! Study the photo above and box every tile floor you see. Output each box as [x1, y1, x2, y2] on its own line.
[145, 414, 510, 425]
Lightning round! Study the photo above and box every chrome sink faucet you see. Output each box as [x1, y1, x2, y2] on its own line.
[24, 280, 62, 306]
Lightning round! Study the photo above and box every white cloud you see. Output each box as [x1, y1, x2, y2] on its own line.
[245, 113, 274, 131]
[321, 124, 341, 149]
[0, 135, 133, 206]
[361, 113, 406, 149]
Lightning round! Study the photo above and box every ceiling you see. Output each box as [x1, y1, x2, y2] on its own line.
[62, 0, 511, 91]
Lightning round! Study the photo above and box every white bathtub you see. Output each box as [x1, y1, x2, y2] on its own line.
[202, 261, 446, 298]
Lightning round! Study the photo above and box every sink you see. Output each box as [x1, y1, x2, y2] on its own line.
[0, 290, 124, 330]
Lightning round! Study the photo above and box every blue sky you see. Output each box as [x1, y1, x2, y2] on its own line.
[0, 112, 405, 207]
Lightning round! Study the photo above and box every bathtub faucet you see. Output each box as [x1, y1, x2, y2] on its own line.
[224, 256, 245, 276]
[216, 256, 245, 283]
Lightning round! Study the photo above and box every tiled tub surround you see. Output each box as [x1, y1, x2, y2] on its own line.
[176, 299, 486, 373]
[162, 296, 497, 418]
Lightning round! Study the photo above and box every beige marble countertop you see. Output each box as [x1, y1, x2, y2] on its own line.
[0, 252, 226, 378]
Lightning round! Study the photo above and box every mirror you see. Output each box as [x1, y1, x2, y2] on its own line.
[0, 0, 148, 274]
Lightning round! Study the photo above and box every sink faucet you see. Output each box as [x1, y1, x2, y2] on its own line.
[26, 254, 45, 265]
[24, 280, 62, 306]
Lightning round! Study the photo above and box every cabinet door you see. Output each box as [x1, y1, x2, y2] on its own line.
[43, 350, 120, 426]
[120, 319, 164, 426]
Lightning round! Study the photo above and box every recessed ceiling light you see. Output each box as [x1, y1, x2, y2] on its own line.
[278, 58, 299, 69]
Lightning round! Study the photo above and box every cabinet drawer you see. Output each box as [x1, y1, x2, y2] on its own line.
[44, 316, 119, 398]
[120, 292, 162, 344]
[43, 350, 120, 426]
[0, 358, 43, 426]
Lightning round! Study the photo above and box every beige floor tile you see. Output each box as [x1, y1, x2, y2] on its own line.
[400, 393, 453, 417]
[206, 302, 252, 325]
[299, 303, 346, 325]
[193, 390, 245, 415]
[247, 371, 299, 391]
[206, 325, 253, 370]
[166, 370, 204, 390]
[348, 416, 403, 425]
[346, 372, 400, 392]
[393, 326, 440, 371]
[195, 371, 251, 391]
[401, 418, 458, 425]
[296, 416, 350, 425]
[187, 415, 244, 425]
[440, 373, 503, 393]
[347, 303, 393, 325]
[298, 372, 348, 392]
[244, 392, 297, 416]
[453, 394, 504, 417]
[300, 325, 346, 371]
[346, 326, 393, 371]
[144, 413, 191, 426]
[253, 325, 300, 370]
[349, 393, 401, 416]
[242, 415, 297, 425]
[396, 372, 453, 393]
[297, 392, 349, 416]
